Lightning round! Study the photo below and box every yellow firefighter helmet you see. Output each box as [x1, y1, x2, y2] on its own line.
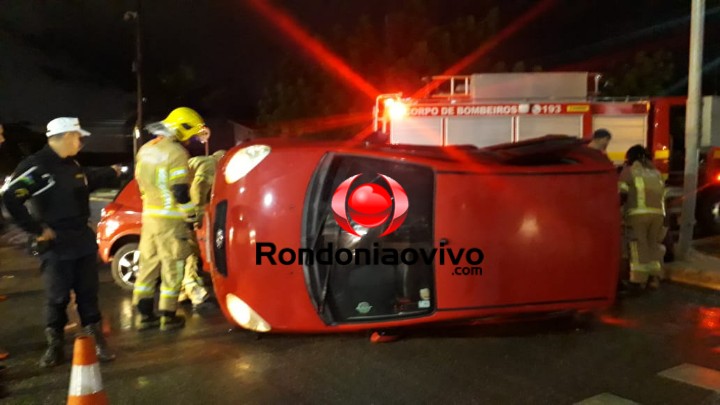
[162, 107, 206, 142]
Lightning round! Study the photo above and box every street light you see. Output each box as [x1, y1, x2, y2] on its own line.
[124, 1, 143, 163]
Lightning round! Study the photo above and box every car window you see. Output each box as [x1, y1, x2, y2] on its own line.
[303, 154, 435, 323]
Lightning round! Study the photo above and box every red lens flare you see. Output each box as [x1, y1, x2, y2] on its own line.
[348, 0, 558, 174]
[412, 0, 559, 99]
[247, 0, 381, 100]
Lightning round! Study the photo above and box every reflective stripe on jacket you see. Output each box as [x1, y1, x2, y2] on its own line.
[618, 161, 666, 216]
[135, 137, 195, 218]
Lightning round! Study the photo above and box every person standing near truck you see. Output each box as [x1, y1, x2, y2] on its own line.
[618, 145, 667, 289]
[588, 129, 612, 155]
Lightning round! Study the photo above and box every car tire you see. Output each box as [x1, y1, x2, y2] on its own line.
[111, 242, 140, 291]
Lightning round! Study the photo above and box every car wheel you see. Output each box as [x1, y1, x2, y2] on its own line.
[111, 243, 140, 291]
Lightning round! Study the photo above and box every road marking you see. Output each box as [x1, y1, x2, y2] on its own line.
[575, 393, 639, 405]
[659, 363, 720, 392]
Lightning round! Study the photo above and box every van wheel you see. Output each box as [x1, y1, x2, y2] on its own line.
[111, 243, 139, 291]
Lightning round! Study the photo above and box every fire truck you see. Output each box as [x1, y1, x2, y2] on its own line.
[373, 72, 720, 236]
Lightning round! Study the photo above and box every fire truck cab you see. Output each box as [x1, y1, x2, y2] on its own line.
[374, 72, 720, 236]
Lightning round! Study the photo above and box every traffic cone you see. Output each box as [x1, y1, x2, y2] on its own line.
[67, 335, 109, 405]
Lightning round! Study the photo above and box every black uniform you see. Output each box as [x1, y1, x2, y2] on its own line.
[2, 145, 117, 332]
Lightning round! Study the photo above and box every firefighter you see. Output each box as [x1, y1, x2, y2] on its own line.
[132, 107, 208, 331]
[179, 149, 226, 307]
[618, 144, 667, 289]
[2, 117, 119, 367]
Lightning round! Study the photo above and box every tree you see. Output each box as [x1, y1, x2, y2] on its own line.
[603, 50, 676, 97]
[257, 5, 504, 138]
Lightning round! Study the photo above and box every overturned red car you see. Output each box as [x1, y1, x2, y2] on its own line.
[206, 135, 620, 334]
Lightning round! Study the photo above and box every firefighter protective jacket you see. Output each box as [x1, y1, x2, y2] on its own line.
[188, 155, 220, 209]
[618, 161, 666, 216]
[135, 137, 195, 219]
[2, 145, 118, 258]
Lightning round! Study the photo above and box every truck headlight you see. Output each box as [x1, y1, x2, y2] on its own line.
[224, 145, 271, 184]
[226, 294, 271, 332]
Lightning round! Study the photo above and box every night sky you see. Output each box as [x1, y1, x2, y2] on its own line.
[0, 0, 718, 165]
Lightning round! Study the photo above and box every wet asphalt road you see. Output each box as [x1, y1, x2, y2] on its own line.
[3, 275, 720, 404]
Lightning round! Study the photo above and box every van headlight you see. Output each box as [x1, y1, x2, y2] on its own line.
[226, 294, 271, 332]
[224, 145, 271, 184]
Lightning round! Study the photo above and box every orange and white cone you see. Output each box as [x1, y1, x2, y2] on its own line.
[67, 335, 109, 405]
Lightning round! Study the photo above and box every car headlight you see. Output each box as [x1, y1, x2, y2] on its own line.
[226, 294, 272, 332]
[103, 219, 120, 238]
[224, 145, 271, 184]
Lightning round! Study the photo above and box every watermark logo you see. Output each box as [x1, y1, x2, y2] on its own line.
[331, 174, 408, 237]
[255, 173, 484, 278]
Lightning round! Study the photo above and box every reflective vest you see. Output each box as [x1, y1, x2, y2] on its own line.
[618, 162, 666, 216]
[135, 137, 195, 219]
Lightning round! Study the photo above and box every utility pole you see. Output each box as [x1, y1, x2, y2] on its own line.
[677, 0, 705, 259]
[125, 0, 143, 164]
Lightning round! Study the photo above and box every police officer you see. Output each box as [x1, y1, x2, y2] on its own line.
[2, 117, 119, 367]
[179, 150, 226, 306]
[133, 107, 208, 331]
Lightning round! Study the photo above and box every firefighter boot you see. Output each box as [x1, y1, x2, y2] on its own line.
[83, 322, 116, 362]
[136, 298, 160, 331]
[39, 328, 64, 368]
[160, 312, 185, 331]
